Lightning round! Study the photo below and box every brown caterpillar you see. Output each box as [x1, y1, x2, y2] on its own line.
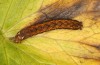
[12, 19, 83, 43]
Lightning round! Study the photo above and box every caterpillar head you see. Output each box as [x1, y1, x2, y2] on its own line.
[10, 32, 25, 43]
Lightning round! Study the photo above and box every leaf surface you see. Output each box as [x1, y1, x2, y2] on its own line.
[0, 0, 100, 65]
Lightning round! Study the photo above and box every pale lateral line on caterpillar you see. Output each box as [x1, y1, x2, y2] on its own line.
[12, 19, 83, 43]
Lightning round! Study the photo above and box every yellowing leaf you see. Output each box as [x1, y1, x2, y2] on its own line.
[0, 0, 100, 65]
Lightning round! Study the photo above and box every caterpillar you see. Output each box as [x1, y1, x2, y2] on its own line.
[12, 19, 83, 43]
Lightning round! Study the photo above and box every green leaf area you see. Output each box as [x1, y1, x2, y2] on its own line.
[0, 0, 55, 65]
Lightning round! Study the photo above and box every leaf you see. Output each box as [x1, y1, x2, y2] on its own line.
[0, 0, 100, 65]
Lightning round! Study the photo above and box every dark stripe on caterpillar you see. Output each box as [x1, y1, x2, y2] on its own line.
[12, 19, 83, 43]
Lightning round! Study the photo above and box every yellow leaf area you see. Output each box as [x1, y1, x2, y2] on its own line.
[0, 0, 100, 65]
